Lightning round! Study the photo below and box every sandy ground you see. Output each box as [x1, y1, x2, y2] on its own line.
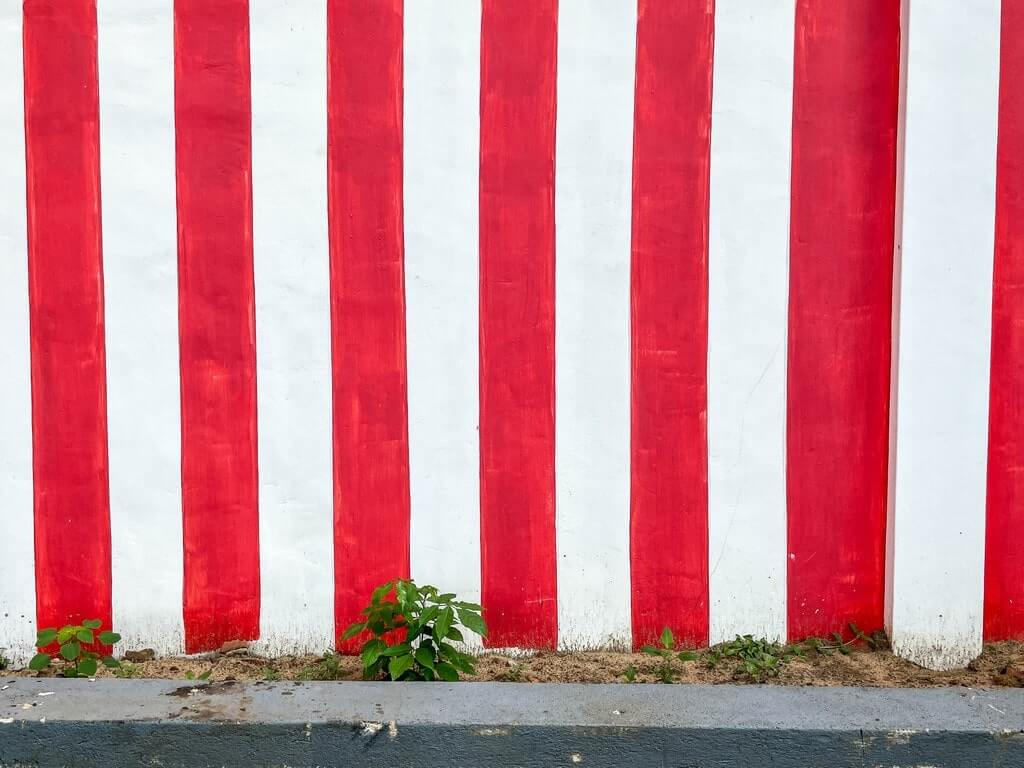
[6, 641, 1024, 687]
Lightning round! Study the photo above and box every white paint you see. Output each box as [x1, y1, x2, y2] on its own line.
[0, 6, 35, 667]
[404, 0, 483, 626]
[554, 0, 635, 650]
[888, 0, 1000, 670]
[250, 0, 334, 656]
[706, 0, 795, 645]
[98, 0, 185, 657]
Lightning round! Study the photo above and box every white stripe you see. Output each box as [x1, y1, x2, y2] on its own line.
[98, 0, 184, 657]
[405, 0, 482, 624]
[250, 0, 334, 656]
[706, 0, 795, 644]
[889, 0, 999, 670]
[554, 0, 635, 650]
[0, 6, 35, 667]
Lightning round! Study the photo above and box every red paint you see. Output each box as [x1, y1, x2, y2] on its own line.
[23, 0, 112, 635]
[327, 0, 411, 652]
[478, 0, 559, 649]
[786, 0, 900, 641]
[985, 2, 1024, 642]
[174, 0, 260, 653]
[629, 0, 714, 650]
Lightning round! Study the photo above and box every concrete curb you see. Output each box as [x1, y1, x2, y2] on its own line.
[2, 678, 1023, 767]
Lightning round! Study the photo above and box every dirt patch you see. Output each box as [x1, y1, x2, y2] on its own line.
[6, 642, 1024, 687]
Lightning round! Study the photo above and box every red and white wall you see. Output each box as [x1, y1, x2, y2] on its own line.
[0, 0, 1020, 671]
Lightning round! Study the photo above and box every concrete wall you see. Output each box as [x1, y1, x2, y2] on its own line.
[0, 1, 1019, 670]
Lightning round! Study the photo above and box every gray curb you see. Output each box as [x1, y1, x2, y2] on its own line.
[2, 678, 1023, 767]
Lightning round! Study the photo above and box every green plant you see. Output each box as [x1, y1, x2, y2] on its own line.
[262, 667, 281, 682]
[185, 669, 212, 681]
[802, 623, 882, 657]
[114, 662, 139, 679]
[299, 651, 347, 681]
[0, 651, 9, 671]
[622, 665, 637, 683]
[29, 620, 121, 678]
[641, 628, 698, 684]
[343, 579, 487, 681]
[706, 635, 803, 682]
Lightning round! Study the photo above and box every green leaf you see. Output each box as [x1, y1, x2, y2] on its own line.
[660, 627, 675, 651]
[677, 651, 698, 662]
[101, 656, 121, 669]
[36, 629, 58, 647]
[395, 580, 415, 607]
[389, 653, 415, 680]
[435, 662, 459, 682]
[82, 619, 102, 630]
[382, 643, 412, 657]
[458, 610, 487, 638]
[198, 670, 212, 681]
[57, 627, 77, 645]
[341, 622, 367, 641]
[28, 653, 51, 671]
[640, 645, 663, 657]
[61, 642, 81, 661]
[371, 581, 394, 605]
[434, 607, 453, 642]
[446, 626, 465, 643]
[360, 639, 388, 669]
[62, 668, 78, 678]
[78, 658, 98, 677]
[98, 632, 121, 645]
[76, 629, 94, 644]
[454, 602, 482, 611]
[414, 646, 436, 671]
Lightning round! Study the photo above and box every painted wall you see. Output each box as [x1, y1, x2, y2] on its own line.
[0, 0, 1018, 671]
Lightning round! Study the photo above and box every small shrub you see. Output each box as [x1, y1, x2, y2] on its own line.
[641, 627, 698, 683]
[343, 579, 487, 681]
[29, 620, 121, 678]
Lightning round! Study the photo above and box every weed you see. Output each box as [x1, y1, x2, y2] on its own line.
[495, 662, 524, 683]
[343, 579, 487, 681]
[114, 662, 139, 679]
[641, 628, 699, 684]
[30, 620, 121, 678]
[185, 669, 212, 681]
[0, 652, 8, 671]
[300, 651, 347, 681]
[262, 667, 281, 682]
[706, 635, 802, 682]
[622, 665, 637, 683]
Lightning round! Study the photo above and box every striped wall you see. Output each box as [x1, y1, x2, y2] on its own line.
[0, 1, 1020, 671]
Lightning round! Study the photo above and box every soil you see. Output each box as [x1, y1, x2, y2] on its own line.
[6, 641, 1024, 688]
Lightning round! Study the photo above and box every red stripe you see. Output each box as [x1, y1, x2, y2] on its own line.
[786, 0, 900, 641]
[23, 0, 112, 635]
[478, 0, 558, 649]
[327, 0, 411, 651]
[985, 1, 1024, 642]
[629, 0, 714, 650]
[174, 0, 260, 653]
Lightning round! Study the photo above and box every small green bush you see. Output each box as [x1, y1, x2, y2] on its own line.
[29, 620, 121, 678]
[343, 579, 487, 681]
